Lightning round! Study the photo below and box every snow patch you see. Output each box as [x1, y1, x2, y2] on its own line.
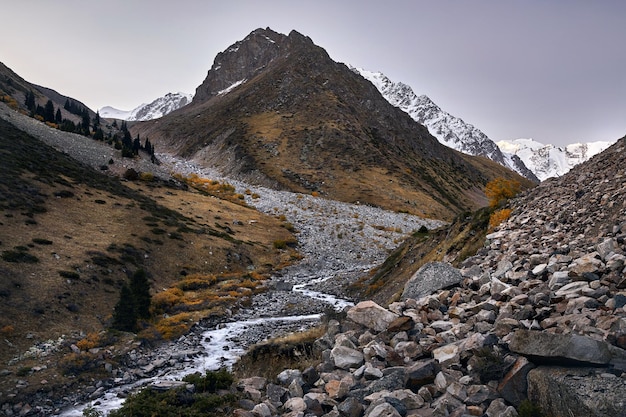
[217, 79, 246, 96]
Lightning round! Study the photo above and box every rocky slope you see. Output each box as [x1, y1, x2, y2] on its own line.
[232, 137, 626, 416]
[133, 28, 532, 220]
[497, 138, 615, 181]
[99, 92, 193, 121]
[354, 68, 539, 183]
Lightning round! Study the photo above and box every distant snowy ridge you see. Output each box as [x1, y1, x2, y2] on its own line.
[353, 67, 539, 182]
[100, 92, 193, 121]
[496, 138, 614, 181]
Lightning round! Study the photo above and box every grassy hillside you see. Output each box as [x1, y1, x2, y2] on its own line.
[0, 117, 296, 399]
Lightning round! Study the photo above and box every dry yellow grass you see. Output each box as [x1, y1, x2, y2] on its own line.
[0, 122, 297, 398]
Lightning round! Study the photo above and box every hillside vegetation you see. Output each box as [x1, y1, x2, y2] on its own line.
[0, 117, 296, 400]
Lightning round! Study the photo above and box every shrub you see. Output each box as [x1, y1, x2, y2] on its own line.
[32, 238, 53, 245]
[485, 178, 521, 208]
[470, 347, 510, 383]
[183, 369, 233, 393]
[151, 288, 184, 313]
[139, 172, 154, 182]
[123, 168, 139, 181]
[58, 352, 100, 375]
[1, 250, 39, 263]
[488, 208, 512, 232]
[76, 332, 102, 351]
[273, 240, 287, 249]
[0, 325, 15, 336]
[59, 270, 80, 279]
[155, 312, 193, 340]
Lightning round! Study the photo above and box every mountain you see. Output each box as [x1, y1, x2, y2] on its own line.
[132, 28, 532, 220]
[497, 138, 614, 181]
[353, 68, 539, 182]
[100, 92, 193, 121]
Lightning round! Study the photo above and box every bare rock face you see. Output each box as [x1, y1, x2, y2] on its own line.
[194, 28, 290, 102]
[401, 262, 463, 301]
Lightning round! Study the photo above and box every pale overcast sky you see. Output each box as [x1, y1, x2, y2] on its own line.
[2, 0, 625, 146]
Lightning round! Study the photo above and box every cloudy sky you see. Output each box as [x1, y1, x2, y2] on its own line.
[2, 0, 625, 146]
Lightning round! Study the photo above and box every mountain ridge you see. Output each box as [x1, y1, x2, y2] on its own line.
[497, 137, 615, 181]
[100, 92, 193, 121]
[354, 67, 539, 182]
[132, 28, 532, 220]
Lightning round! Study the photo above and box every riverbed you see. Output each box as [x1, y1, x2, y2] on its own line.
[55, 155, 443, 416]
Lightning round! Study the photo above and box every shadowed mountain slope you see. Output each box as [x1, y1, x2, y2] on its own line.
[133, 28, 532, 220]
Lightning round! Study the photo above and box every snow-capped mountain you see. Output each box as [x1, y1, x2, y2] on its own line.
[353, 67, 539, 182]
[100, 92, 193, 121]
[496, 139, 614, 181]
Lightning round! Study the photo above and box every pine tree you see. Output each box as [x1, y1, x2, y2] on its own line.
[132, 135, 141, 156]
[94, 110, 100, 128]
[111, 284, 137, 332]
[94, 128, 104, 140]
[55, 108, 62, 123]
[44, 100, 55, 123]
[81, 108, 91, 136]
[25, 90, 36, 112]
[129, 269, 151, 319]
[144, 138, 153, 155]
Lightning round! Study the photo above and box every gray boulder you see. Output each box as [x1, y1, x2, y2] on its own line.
[528, 367, 626, 417]
[347, 301, 399, 332]
[401, 262, 463, 301]
[508, 329, 618, 365]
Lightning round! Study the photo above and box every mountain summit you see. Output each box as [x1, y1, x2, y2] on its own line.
[133, 28, 531, 220]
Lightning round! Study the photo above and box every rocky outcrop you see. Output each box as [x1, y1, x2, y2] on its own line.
[194, 28, 293, 102]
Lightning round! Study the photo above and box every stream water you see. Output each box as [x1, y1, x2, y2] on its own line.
[56, 156, 442, 416]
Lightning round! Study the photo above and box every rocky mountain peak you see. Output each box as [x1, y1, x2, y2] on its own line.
[193, 27, 289, 102]
[136, 29, 532, 220]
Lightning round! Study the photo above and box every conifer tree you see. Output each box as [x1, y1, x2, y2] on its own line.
[55, 108, 62, 123]
[111, 284, 137, 332]
[129, 269, 151, 319]
[94, 128, 104, 141]
[44, 100, 55, 123]
[81, 109, 91, 136]
[132, 135, 141, 156]
[25, 90, 36, 112]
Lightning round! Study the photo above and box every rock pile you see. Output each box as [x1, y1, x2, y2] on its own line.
[232, 138, 626, 416]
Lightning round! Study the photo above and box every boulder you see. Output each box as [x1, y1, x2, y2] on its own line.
[347, 301, 399, 332]
[508, 329, 615, 365]
[527, 367, 626, 417]
[337, 396, 363, 417]
[331, 345, 364, 370]
[405, 359, 438, 390]
[364, 402, 402, 417]
[497, 356, 535, 406]
[401, 262, 463, 301]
